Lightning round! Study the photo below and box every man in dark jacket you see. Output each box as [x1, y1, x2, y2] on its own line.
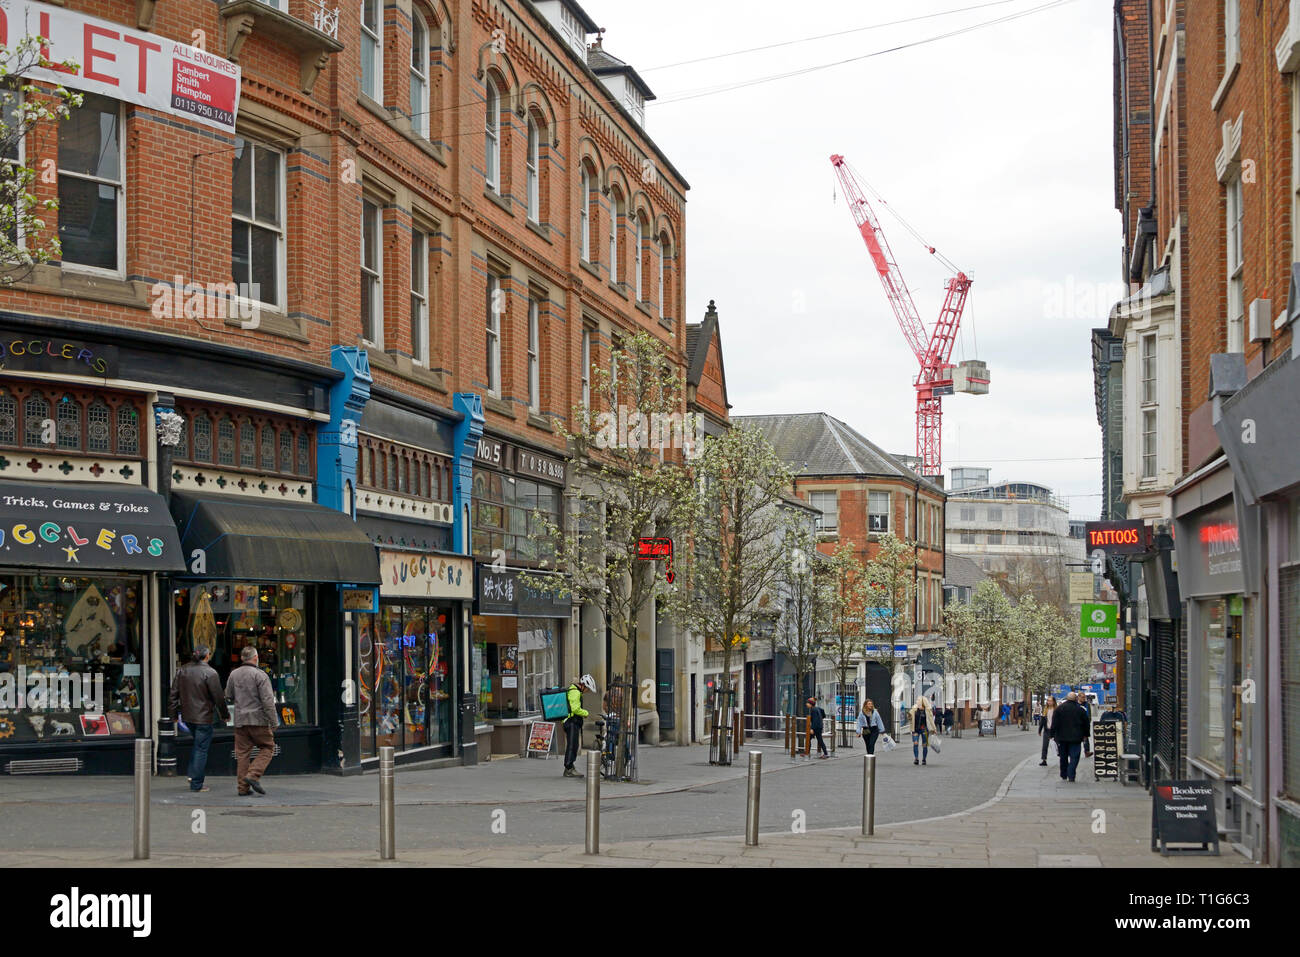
[168, 645, 228, 793]
[1052, 692, 1090, 781]
[225, 646, 279, 796]
[807, 697, 829, 758]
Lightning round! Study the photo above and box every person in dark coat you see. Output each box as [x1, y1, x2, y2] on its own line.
[1051, 692, 1090, 781]
[943, 706, 955, 736]
[807, 697, 829, 758]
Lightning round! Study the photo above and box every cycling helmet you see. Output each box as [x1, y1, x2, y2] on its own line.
[580, 674, 597, 694]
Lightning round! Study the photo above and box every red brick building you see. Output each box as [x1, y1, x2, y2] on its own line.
[1108, 2, 1300, 865]
[0, 0, 687, 772]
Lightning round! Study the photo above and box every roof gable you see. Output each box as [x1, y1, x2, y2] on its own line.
[734, 412, 944, 495]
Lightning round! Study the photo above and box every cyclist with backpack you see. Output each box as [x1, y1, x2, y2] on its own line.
[563, 674, 598, 778]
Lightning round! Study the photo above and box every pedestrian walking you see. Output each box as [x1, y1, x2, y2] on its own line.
[807, 697, 829, 758]
[1051, 692, 1090, 782]
[562, 674, 598, 777]
[1078, 691, 1093, 756]
[999, 701, 1011, 726]
[1038, 695, 1057, 766]
[1100, 703, 1127, 722]
[225, 645, 278, 796]
[908, 697, 938, 765]
[855, 698, 885, 754]
[943, 706, 954, 737]
[168, 644, 228, 792]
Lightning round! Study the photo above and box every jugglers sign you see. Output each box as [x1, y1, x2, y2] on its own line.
[2, 1, 240, 134]
[1083, 520, 1148, 554]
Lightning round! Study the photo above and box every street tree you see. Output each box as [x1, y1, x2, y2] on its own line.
[663, 423, 795, 711]
[529, 329, 696, 778]
[0, 38, 84, 284]
[820, 538, 870, 745]
[861, 532, 917, 736]
[772, 523, 828, 721]
[941, 579, 1013, 716]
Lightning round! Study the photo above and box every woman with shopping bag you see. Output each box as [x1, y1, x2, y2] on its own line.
[855, 698, 886, 754]
[907, 697, 938, 765]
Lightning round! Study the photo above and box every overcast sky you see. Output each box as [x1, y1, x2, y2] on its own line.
[600, 0, 1112, 518]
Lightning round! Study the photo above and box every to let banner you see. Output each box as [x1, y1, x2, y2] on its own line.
[2, 1, 240, 134]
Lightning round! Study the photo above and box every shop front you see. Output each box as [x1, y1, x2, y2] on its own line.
[1172, 461, 1257, 855]
[351, 543, 473, 765]
[1212, 347, 1300, 865]
[0, 481, 183, 773]
[473, 564, 570, 756]
[167, 490, 381, 774]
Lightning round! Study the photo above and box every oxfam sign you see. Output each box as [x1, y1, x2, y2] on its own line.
[1080, 603, 1118, 640]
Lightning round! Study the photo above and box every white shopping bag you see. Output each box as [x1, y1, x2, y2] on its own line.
[929, 734, 941, 754]
[879, 733, 898, 752]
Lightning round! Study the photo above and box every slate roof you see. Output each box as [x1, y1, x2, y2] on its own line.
[587, 45, 656, 99]
[735, 413, 945, 495]
[943, 553, 988, 588]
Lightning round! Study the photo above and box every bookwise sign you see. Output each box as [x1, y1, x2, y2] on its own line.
[1151, 780, 1219, 856]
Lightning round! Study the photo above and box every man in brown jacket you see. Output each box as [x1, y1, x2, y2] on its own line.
[168, 645, 229, 793]
[225, 645, 279, 796]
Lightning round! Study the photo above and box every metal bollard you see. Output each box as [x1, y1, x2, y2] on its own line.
[745, 750, 762, 846]
[379, 746, 395, 860]
[585, 748, 600, 854]
[862, 753, 876, 836]
[156, 717, 177, 777]
[133, 737, 151, 860]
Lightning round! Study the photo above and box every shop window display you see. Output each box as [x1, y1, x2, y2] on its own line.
[0, 574, 143, 742]
[472, 615, 556, 721]
[1201, 600, 1227, 770]
[174, 583, 311, 727]
[356, 604, 453, 758]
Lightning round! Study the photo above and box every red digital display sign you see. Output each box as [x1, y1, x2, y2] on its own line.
[1084, 521, 1147, 554]
[636, 537, 674, 583]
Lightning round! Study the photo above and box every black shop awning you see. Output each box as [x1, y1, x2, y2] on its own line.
[169, 491, 380, 584]
[0, 480, 185, 571]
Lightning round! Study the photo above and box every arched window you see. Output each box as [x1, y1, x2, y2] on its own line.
[410, 11, 429, 139]
[192, 413, 213, 463]
[0, 390, 16, 446]
[526, 116, 540, 222]
[216, 416, 235, 466]
[56, 394, 80, 450]
[24, 391, 49, 446]
[261, 425, 276, 472]
[240, 421, 256, 468]
[660, 231, 670, 317]
[580, 166, 591, 260]
[608, 189, 621, 284]
[116, 404, 139, 456]
[485, 77, 500, 191]
[634, 214, 644, 300]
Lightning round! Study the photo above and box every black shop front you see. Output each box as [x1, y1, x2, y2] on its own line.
[0, 481, 184, 774]
[165, 490, 381, 775]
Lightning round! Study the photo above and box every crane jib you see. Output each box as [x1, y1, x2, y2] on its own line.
[830, 153, 983, 476]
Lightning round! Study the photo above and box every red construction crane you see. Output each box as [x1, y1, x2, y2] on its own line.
[830, 154, 988, 478]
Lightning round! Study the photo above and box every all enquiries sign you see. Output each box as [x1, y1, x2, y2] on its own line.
[3, 1, 241, 134]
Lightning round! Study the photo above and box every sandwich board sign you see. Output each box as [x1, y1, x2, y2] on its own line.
[1150, 781, 1219, 856]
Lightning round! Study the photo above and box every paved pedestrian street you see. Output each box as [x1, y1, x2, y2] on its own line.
[0, 730, 1259, 868]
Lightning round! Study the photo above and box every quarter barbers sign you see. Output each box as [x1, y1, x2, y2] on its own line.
[2, 1, 241, 134]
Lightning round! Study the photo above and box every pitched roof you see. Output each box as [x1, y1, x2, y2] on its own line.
[734, 412, 945, 495]
[587, 45, 656, 100]
[943, 554, 988, 588]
